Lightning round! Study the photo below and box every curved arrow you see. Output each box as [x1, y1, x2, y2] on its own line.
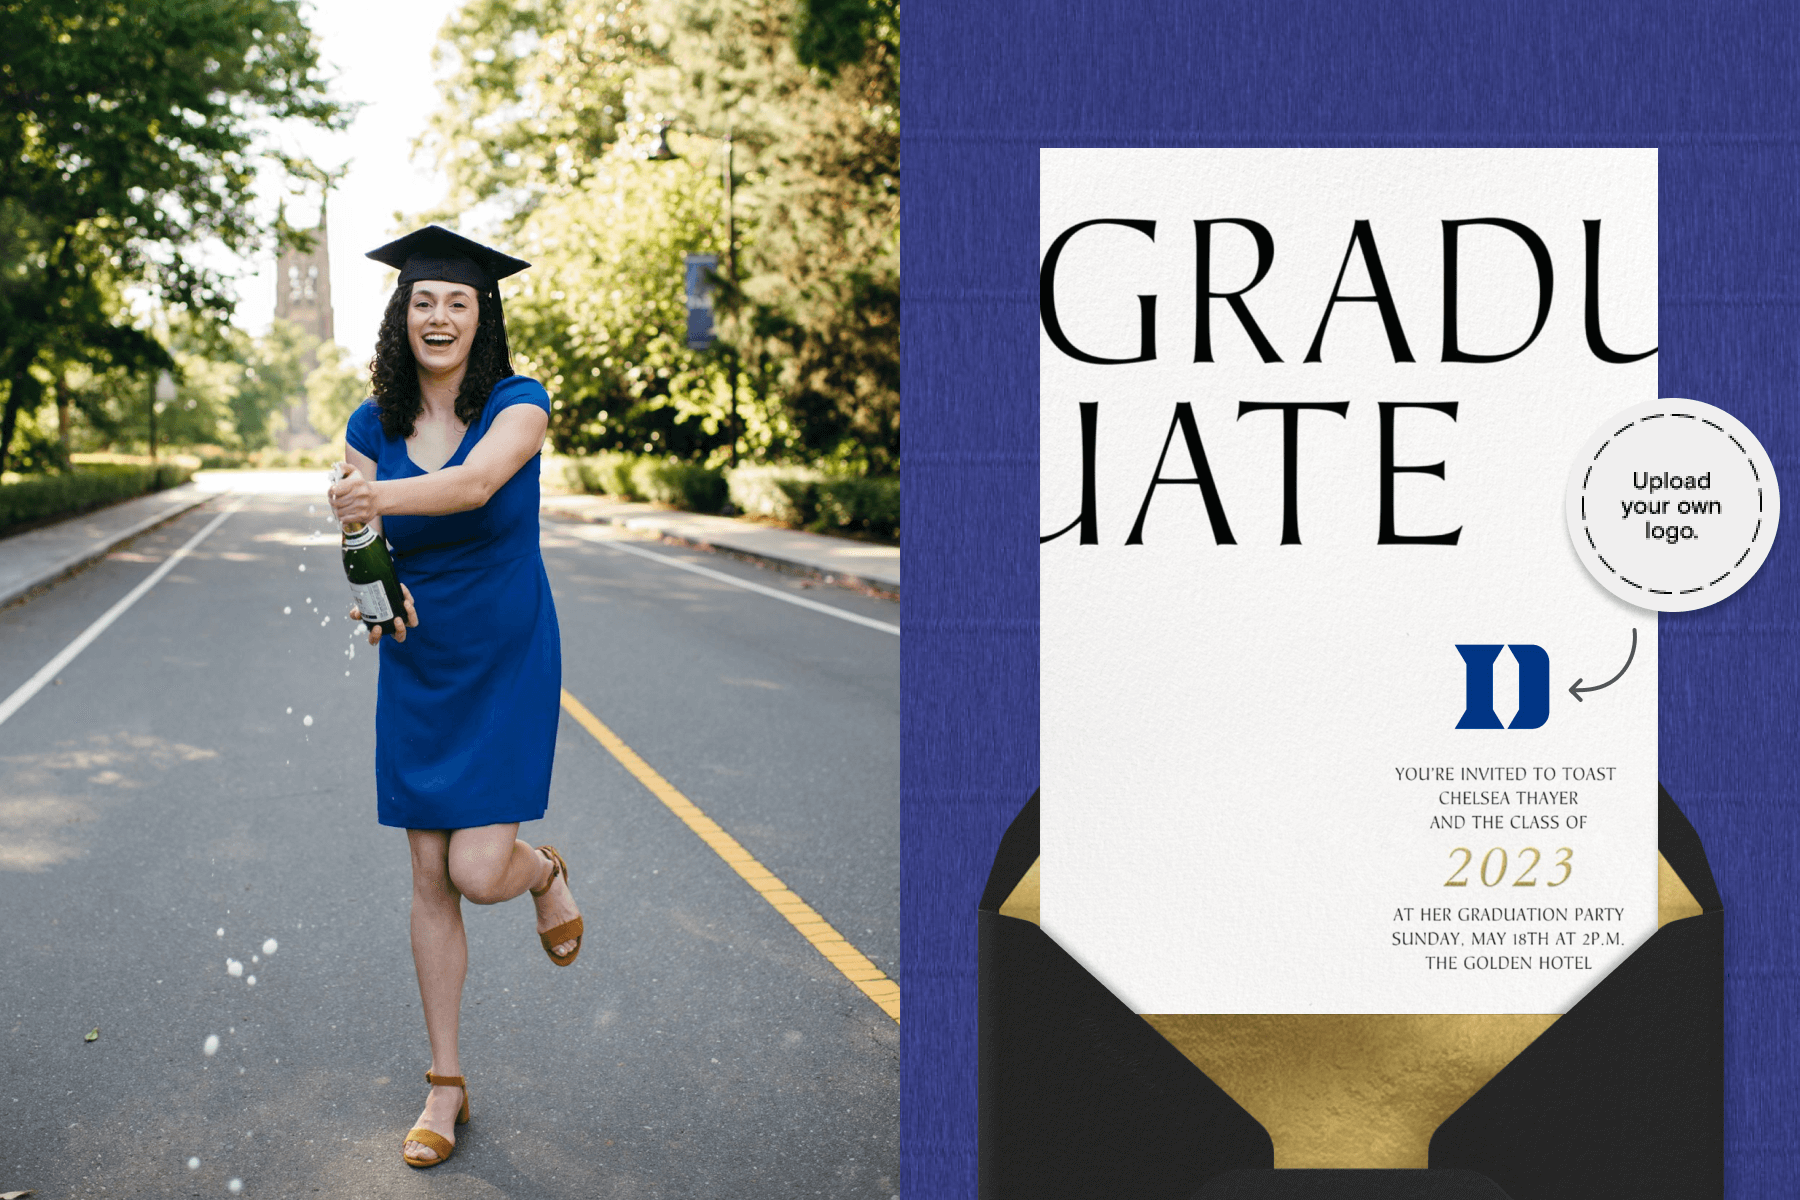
[1569, 628, 1638, 702]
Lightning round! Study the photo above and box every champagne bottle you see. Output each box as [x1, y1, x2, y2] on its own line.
[331, 467, 405, 636]
[341, 521, 406, 637]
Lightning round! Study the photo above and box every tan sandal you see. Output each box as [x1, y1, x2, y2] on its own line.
[530, 844, 583, 967]
[401, 1070, 469, 1168]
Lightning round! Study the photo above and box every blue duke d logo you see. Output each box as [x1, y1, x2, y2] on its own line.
[1455, 644, 1550, 729]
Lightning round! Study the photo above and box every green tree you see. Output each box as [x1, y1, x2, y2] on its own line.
[306, 341, 370, 445]
[418, 0, 898, 470]
[0, 371, 64, 475]
[639, 0, 898, 469]
[420, 0, 657, 218]
[728, 0, 898, 470]
[793, 0, 897, 76]
[506, 135, 762, 463]
[0, 0, 347, 471]
[229, 319, 319, 450]
[51, 363, 137, 454]
[36, 318, 313, 456]
[167, 351, 251, 450]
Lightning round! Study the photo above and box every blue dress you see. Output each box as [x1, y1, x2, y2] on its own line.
[345, 376, 561, 830]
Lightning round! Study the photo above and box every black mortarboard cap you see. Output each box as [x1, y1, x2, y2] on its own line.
[365, 225, 530, 292]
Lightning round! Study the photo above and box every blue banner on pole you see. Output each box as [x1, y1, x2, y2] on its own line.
[685, 253, 718, 350]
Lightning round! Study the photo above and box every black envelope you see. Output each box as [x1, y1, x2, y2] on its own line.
[979, 787, 1722, 1200]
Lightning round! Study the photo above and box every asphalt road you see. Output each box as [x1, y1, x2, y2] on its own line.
[0, 487, 898, 1198]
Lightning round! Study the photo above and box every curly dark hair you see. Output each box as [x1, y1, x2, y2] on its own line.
[368, 281, 514, 439]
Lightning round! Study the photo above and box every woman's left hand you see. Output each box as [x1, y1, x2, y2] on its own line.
[329, 462, 378, 527]
[350, 582, 418, 646]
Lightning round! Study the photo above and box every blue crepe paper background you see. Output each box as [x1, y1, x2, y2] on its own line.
[900, 2, 1799, 1196]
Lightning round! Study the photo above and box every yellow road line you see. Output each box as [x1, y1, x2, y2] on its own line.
[560, 688, 900, 1023]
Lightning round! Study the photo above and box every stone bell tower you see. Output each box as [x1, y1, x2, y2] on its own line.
[273, 200, 335, 449]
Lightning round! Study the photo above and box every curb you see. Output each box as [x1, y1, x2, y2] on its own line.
[540, 506, 899, 598]
[0, 486, 212, 610]
[0, 486, 898, 609]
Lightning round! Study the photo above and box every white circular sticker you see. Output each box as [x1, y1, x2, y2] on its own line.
[1566, 398, 1779, 612]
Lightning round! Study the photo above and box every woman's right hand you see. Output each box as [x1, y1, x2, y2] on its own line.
[329, 462, 379, 528]
[350, 582, 419, 646]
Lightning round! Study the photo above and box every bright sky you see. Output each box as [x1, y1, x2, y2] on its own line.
[224, 0, 471, 365]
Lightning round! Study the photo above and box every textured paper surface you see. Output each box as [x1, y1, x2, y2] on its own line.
[904, 8, 1799, 1195]
[1040, 148, 1658, 1013]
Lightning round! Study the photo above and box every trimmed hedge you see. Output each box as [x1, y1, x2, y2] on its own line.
[0, 463, 195, 536]
[189, 445, 340, 470]
[634, 459, 728, 513]
[727, 464, 896, 538]
[726, 463, 824, 525]
[562, 452, 729, 514]
[561, 453, 897, 541]
[562, 452, 634, 498]
[774, 475, 899, 540]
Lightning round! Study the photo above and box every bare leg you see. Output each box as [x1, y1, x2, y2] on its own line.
[404, 829, 467, 1164]
[446, 824, 581, 957]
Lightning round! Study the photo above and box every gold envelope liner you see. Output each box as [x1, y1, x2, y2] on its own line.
[1000, 852, 1705, 1168]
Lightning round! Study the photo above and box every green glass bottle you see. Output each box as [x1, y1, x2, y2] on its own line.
[341, 521, 405, 637]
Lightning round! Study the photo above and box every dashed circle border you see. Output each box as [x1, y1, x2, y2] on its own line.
[1577, 409, 1767, 597]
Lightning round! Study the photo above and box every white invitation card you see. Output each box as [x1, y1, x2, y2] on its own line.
[1040, 148, 1659, 1014]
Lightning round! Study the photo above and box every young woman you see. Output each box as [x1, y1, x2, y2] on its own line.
[326, 225, 581, 1169]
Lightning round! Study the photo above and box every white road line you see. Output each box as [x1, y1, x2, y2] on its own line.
[0, 498, 244, 729]
[559, 523, 899, 635]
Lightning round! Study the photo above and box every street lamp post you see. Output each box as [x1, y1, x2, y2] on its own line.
[152, 369, 175, 468]
[652, 121, 741, 465]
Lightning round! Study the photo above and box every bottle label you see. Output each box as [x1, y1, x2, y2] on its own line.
[350, 579, 394, 622]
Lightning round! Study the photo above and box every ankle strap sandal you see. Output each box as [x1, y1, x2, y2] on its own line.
[401, 1071, 469, 1168]
[531, 844, 584, 967]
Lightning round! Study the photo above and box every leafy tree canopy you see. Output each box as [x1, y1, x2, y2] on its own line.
[421, 0, 660, 217]
[0, 0, 348, 469]
[795, 0, 897, 79]
[306, 340, 370, 444]
[419, 0, 897, 472]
